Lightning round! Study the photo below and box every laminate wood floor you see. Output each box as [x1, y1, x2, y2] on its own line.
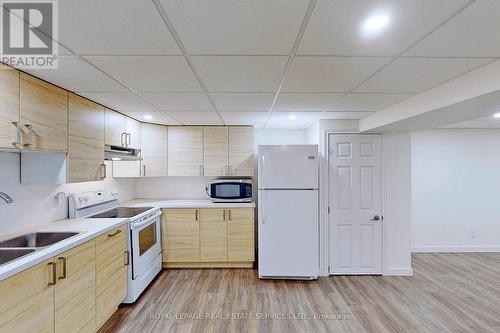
[99, 253, 500, 333]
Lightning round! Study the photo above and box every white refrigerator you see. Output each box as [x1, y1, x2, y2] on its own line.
[258, 145, 319, 279]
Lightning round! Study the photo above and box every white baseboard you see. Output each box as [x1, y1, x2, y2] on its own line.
[412, 246, 500, 253]
[383, 268, 413, 276]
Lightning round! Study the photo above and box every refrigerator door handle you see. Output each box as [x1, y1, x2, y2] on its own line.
[261, 192, 265, 224]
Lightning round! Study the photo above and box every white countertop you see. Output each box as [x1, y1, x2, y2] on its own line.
[122, 198, 256, 208]
[0, 217, 128, 281]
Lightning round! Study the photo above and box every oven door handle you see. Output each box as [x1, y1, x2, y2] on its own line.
[132, 218, 156, 229]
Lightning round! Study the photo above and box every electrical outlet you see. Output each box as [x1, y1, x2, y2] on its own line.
[471, 231, 477, 239]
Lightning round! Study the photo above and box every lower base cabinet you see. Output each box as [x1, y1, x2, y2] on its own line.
[0, 225, 128, 333]
[163, 208, 254, 268]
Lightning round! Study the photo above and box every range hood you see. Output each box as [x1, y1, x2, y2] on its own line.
[105, 145, 142, 161]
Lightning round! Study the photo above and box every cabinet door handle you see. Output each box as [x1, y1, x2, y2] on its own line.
[48, 262, 57, 286]
[108, 229, 121, 237]
[101, 163, 107, 179]
[121, 132, 126, 147]
[195, 209, 199, 221]
[23, 124, 33, 147]
[11, 121, 20, 147]
[228, 209, 231, 221]
[143, 164, 146, 177]
[58, 257, 67, 279]
[199, 165, 204, 176]
[223, 209, 226, 221]
[124, 251, 129, 266]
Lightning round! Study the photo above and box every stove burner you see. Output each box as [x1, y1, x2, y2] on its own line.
[89, 207, 153, 219]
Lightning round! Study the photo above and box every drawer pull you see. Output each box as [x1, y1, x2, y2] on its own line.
[48, 262, 57, 286]
[58, 257, 67, 279]
[107, 229, 122, 237]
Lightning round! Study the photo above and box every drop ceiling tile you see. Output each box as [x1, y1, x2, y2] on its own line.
[168, 111, 223, 125]
[355, 57, 492, 94]
[321, 111, 372, 119]
[221, 112, 268, 129]
[406, 0, 500, 57]
[77, 92, 154, 111]
[330, 93, 413, 111]
[85, 56, 202, 92]
[266, 112, 322, 129]
[211, 93, 275, 111]
[159, 0, 309, 54]
[298, 0, 468, 56]
[282, 57, 390, 93]
[191, 56, 287, 92]
[274, 93, 345, 111]
[58, 0, 180, 55]
[122, 111, 181, 125]
[24, 56, 126, 92]
[141, 92, 213, 110]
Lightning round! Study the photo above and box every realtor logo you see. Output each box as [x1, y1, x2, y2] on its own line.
[0, 0, 58, 68]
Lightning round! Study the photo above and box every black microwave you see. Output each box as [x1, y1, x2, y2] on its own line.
[207, 179, 253, 202]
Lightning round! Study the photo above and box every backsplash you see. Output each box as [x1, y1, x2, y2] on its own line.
[0, 153, 136, 236]
[135, 176, 212, 199]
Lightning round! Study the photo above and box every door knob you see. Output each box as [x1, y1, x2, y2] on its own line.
[370, 215, 381, 222]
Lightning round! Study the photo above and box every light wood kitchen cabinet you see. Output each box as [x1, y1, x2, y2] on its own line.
[54, 240, 96, 333]
[163, 207, 254, 268]
[104, 109, 125, 147]
[125, 116, 141, 149]
[0, 259, 55, 332]
[200, 209, 227, 261]
[95, 225, 128, 329]
[141, 123, 168, 177]
[168, 126, 203, 176]
[0, 65, 20, 149]
[162, 209, 200, 262]
[68, 94, 105, 183]
[228, 126, 253, 176]
[227, 208, 254, 261]
[203, 126, 228, 176]
[19, 73, 68, 152]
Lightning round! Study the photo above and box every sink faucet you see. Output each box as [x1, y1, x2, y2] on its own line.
[0, 192, 13, 204]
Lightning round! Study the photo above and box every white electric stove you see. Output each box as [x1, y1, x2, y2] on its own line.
[69, 188, 162, 303]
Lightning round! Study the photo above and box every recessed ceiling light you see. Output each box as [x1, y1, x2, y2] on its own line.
[143, 115, 153, 120]
[288, 115, 296, 120]
[360, 11, 391, 38]
[494, 113, 500, 118]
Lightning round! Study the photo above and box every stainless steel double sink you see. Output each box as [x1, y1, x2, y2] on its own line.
[0, 232, 80, 266]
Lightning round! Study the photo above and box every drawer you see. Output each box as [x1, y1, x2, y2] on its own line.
[96, 225, 127, 270]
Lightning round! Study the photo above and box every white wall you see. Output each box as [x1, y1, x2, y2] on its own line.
[253, 129, 306, 151]
[0, 153, 135, 236]
[411, 129, 500, 252]
[383, 133, 412, 275]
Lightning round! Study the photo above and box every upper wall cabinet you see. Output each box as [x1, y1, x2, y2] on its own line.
[168, 126, 203, 176]
[203, 126, 228, 176]
[0, 65, 20, 150]
[104, 109, 140, 149]
[229, 126, 253, 176]
[125, 117, 140, 149]
[19, 73, 68, 152]
[104, 109, 125, 147]
[68, 93, 105, 183]
[141, 123, 167, 177]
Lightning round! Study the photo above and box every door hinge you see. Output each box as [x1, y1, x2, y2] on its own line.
[327, 206, 330, 214]
[382, 215, 384, 221]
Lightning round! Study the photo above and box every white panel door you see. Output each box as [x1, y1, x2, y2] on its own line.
[258, 189, 319, 277]
[328, 134, 382, 274]
[258, 145, 318, 189]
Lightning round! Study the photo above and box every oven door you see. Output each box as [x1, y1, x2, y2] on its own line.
[131, 215, 161, 279]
